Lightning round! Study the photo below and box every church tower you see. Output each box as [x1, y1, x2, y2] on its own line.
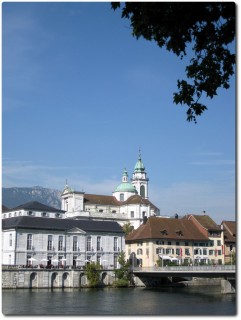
[131, 150, 149, 199]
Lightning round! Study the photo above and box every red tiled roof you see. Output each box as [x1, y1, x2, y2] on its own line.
[222, 221, 236, 243]
[185, 214, 221, 231]
[84, 194, 159, 210]
[84, 194, 120, 206]
[126, 216, 209, 242]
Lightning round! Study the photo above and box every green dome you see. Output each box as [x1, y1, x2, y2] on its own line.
[115, 182, 137, 193]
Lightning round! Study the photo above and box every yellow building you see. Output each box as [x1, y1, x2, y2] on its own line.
[126, 215, 224, 267]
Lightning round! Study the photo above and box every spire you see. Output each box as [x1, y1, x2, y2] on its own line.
[138, 147, 141, 160]
[122, 168, 128, 183]
[134, 149, 145, 172]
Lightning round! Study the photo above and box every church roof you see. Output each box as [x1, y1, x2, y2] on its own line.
[123, 195, 158, 210]
[134, 153, 145, 172]
[114, 182, 138, 193]
[84, 194, 120, 206]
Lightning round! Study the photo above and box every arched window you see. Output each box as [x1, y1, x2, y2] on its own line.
[140, 185, 145, 197]
[137, 248, 143, 255]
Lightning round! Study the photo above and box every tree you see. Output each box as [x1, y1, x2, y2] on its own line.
[113, 251, 131, 287]
[111, 2, 235, 123]
[86, 261, 102, 287]
[122, 222, 134, 236]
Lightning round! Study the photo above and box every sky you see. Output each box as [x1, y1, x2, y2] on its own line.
[2, 1, 236, 224]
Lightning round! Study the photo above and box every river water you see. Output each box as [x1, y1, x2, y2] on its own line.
[2, 286, 236, 316]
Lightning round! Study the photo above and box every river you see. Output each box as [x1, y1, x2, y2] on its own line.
[2, 286, 236, 316]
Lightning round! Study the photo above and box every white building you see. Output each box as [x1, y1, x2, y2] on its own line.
[62, 154, 159, 229]
[2, 215, 125, 268]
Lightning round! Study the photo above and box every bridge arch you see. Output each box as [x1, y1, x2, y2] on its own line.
[79, 272, 87, 287]
[62, 272, 70, 288]
[30, 272, 38, 288]
[51, 272, 59, 288]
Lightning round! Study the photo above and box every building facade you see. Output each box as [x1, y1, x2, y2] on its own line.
[125, 215, 225, 268]
[221, 220, 236, 264]
[61, 154, 159, 229]
[2, 216, 125, 269]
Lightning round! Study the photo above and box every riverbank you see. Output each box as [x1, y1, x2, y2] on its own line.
[2, 268, 235, 294]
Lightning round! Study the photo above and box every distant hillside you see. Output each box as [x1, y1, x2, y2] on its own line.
[2, 186, 62, 209]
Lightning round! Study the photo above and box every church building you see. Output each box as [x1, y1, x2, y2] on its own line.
[62, 153, 160, 229]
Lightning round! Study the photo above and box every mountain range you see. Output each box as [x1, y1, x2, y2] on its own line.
[2, 186, 62, 209]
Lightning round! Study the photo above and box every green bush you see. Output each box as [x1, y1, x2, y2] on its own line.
[112, 279, 129, 288]
[86, 262, 102, 287]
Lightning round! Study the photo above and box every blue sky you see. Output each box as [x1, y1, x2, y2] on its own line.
[2, 2, 236, 223]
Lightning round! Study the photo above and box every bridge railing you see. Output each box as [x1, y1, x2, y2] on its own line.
[132, 265, 236, 272]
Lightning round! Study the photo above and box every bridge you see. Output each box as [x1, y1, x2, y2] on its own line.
[131, 265, 236, 293]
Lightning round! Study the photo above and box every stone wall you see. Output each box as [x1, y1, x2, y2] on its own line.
[2, 269, 116, 289]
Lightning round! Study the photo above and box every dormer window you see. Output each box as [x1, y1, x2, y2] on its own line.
[176, 230, 183, 237]
[160, 229, 168, 235]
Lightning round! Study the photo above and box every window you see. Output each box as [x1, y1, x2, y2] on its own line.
[209, 250, 214, 255]
[42, 212, 48, 217]
[114, 237, 118, 251]
[217, 240, 221, 246]
[185, 242, 189, 246]
[28, 211, 34, 216]
[58, 236, 64, 251]
[140, 185, 145, 197]
[112, 210, 116, 213]
[9, 234, 12, 247]
[120, 193, 124, 201]
[203, 249, 207, 255]
[176, 242, 180, 246]
[47, 235, 53, 250]
[156, 240, 165, 245]
[99, 209, 103, 213]
[146, 248, 149, 256]
[160, 229, 168, 235]
[87, 236, 92, 251]
[137, 248, 143, 255]
[218, 250, 222, 255]
[176, 248, 181, 255]
[185, 248, 190, 256]
[97, 236, 101, 251]
[168, 241, 172, 246]
[27, 234, 32, 250]
[131, 211, 134, 218]
[156, 247, 165, 254]
[114, 255, 118, 269]
[73, 236, 78, 251]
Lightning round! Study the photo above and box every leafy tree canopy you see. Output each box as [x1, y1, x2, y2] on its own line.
[122, 222, 134, 236]
[111, 2, 235, 123]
